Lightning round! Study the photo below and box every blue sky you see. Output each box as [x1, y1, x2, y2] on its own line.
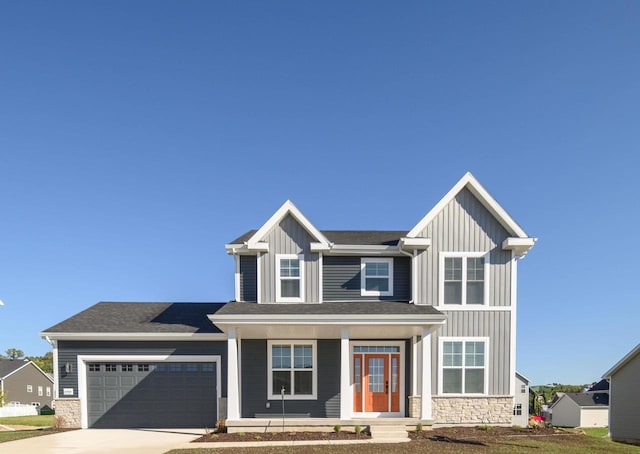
[1, 1, 638, 385]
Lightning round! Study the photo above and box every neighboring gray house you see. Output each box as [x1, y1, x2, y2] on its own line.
[604, 343, 640, 445]
[513, 372, 530, 426]
[41, 172, 536, 429]
[550, 392, 609, 428]
[0, 359, 54, 407]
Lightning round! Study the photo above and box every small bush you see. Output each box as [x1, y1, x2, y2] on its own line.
[513, 425, 525, 432]
[215, 418, 227, 433]
[416, 422, 423, 432]
[478, 425, 495, 433]
[237, 432, 245, 436]
[354, 425, 362, 434]
[254, 435, 262, 440]
[333, 424, 341, 433]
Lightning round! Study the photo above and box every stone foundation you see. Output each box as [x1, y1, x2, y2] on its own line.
[52, 398, 82, 428]
[408, 396, 421, 418]
[432, 396, 513, 425]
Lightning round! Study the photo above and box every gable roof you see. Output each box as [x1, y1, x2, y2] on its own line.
[0, 359, 30, 379]
[516, 371, 530, 384]
[587, 379, 610, 392]
[603, 343, 640, 378]
[41, 302, 225, 337]
[230, 230, 408, 246]
[244, 200, 330, 250]
[555, 392, 609, 408]
[407, 172, 531, 239]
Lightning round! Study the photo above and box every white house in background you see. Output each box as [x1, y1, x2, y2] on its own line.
[550, 392, 609, 428]
[512, 372, 529, 426]
[604, 343, 640, 445]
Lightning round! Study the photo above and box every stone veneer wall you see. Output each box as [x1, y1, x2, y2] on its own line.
[53, 398, 82, 428]
[433, 396, 513, 425]
[408, 396, 421, 418]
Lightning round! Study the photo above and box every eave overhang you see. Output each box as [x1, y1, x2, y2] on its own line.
[399, 237, 431, 251]
[502, 237, 537, 258]
[39, 332, 227, 341]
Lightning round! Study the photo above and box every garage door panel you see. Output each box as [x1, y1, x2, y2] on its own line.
[87, 361, 217, 428]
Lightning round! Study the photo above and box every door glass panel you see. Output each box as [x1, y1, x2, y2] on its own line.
[368, 358, 384, 392]
[391, 357, 398, 392]
[355, 357, 361, 393]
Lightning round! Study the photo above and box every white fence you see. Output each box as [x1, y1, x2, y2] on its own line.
[0, 403, 39, 417]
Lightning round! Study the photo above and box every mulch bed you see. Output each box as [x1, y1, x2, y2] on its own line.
[194, 425, 564, 443]
[194, 430, 371, 443]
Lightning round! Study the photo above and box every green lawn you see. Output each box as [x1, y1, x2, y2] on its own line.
[581, 427, 610, 438]
[0, 430, 54, 444]
[0, 415, 55, 427]
[167, 434, 640, 454]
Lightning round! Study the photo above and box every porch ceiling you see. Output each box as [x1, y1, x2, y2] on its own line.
[229, 323, 439, 339]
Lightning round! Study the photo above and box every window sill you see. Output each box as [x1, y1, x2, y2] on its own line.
[267, 394, 317, 401]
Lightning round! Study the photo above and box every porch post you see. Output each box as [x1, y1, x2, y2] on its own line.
[420, 327, 432, 420]
[340, 327, 351, 420]
[227, 327, 240, 420]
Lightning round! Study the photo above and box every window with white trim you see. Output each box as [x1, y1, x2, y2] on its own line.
[520, 384, 527, 394]
[361, 258, 393, 296]
[440, 339, 487, 394]
[268, 340, 316, 399]
[46, 387, 51, 397]
[27, 385, 33, 393]
[276, 254, 304, 302]
[440, 253, 488, 305]
[38, 386, 43, 396]
[513, 403, 523, 415]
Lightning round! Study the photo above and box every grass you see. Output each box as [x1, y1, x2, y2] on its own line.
[0, 430, 55, 444]
[166, 433, 640, 454]
[581, 427, 610, 438]
[0, 415, 54, 427]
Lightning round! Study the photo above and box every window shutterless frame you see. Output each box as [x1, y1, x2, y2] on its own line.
[361, 257, 394, 297]
[267, 340, 317, 400]
[275, 254, 304, 302]
[438, 252, 489, 307]
[438, 337, 489, 396]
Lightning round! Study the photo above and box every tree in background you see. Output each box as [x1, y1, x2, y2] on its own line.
[28, 352, 53, 373]
[4, 348, 24, 360]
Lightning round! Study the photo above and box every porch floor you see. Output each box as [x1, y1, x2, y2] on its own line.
[226, 417, 433, 433]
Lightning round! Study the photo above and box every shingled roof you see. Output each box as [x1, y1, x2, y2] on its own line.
[0, 359, 30, 379]
[214, 300, 443, 316]
[561, 392, 609, 407]
[41, 302, 225, 334]
[229, 230, 408, 246]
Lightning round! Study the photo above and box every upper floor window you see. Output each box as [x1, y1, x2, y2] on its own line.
[439, 338, 488, 395]
[361, 258, 393, 297]
[276, 254, 304, 302]
[520, 384, 527, 393]
[440, 252, 488, 306]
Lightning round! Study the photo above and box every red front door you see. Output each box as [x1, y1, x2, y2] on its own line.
[354, 352, 401, 413]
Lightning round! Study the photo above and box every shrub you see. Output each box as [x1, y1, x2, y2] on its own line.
[416, 422, 423, 432]
[354, 425, 362, 434]
[478, 425, 495, 433]
[215, 418, 227, 433]
[333, 424, 341, 433]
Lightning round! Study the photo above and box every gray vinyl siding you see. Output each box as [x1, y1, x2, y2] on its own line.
[323, 256, 411, 301]
[414, 188, 513, 307]
[239, 255, 257, 302]
[430, 310, 512, 395]
[610, 353, 640, 442]
[258, 215, 320, 303]
[3, 364, 53, 406]
[56, 341, 227, 398]
[240, 339, 340, 418]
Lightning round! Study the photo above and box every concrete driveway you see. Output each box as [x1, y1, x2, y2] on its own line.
[1, 428, 204, 454]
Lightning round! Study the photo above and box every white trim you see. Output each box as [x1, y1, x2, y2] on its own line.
[237, 331, 242, 418]
[256, 252, 262, 303]
[349, 340, 405, 417]
[234, 255, 241, 302]
[77, 354, 222, 429]
[502, 237, 536, 258]
[438, 251, 490, 307]
[267, 340, 317, 400]
[212, 314, 448, 324]
[437, 337, 490, 396]
[310, 242, 331, 252]
[227, 327, 240, 420]
[411, 335, 418, 396]
[360, 257, 394, 297]
[399, 237, 431, 250]
[247, 200, 330, 249]
[421, 329, 432, 419]
[412, 250, 418, 303]
[340, 328, 351, 419]
[510, 252, 517, 395]
[275, 254, 305, 303]
[318, 253, 323, 303]
[52, 340, 59, 399]
[1, 360, 53, 384]
[603, 343, 640, 378]
[407, 172, 529, 238]
[41, 333, 227, 341]
[327, 245, 401, 256]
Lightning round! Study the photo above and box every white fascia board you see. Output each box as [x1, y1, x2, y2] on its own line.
[407, 172, 529, 239]
[326, 244, 401, 256]
[516, 371, 531, 384]
[310, 242, 331, 251]
[246, 242, 269, 252]
[502, 237, 537, 257]
[210, 314, 447, 325]
[399, 237, 431, 250]
[247, 200, 330, 248]
[603, 343, 640, 378]
[39, 332, 227, 341]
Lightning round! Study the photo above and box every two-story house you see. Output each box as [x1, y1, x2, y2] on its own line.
[41, 172, 535, 430]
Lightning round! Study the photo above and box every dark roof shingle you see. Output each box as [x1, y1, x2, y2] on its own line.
[229, 230, 408, 246]
[0, 359, 29, 378]
[564, 392, 609, 407]
[214, 301, 443, 316]
[42, 302, 225, 334]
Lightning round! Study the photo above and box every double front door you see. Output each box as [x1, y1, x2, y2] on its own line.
[353, 352, 400, 413]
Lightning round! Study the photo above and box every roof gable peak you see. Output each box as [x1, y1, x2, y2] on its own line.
[247, 200, 330, 248]
[407, 172, 530, 239]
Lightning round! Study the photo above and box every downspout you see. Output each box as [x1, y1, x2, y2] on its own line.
[397, 246, 416, 304]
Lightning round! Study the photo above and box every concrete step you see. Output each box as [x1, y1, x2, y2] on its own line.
[369, 425, 409, 440]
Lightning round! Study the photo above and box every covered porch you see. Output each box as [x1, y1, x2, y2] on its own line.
[210, 301, 446, 425]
